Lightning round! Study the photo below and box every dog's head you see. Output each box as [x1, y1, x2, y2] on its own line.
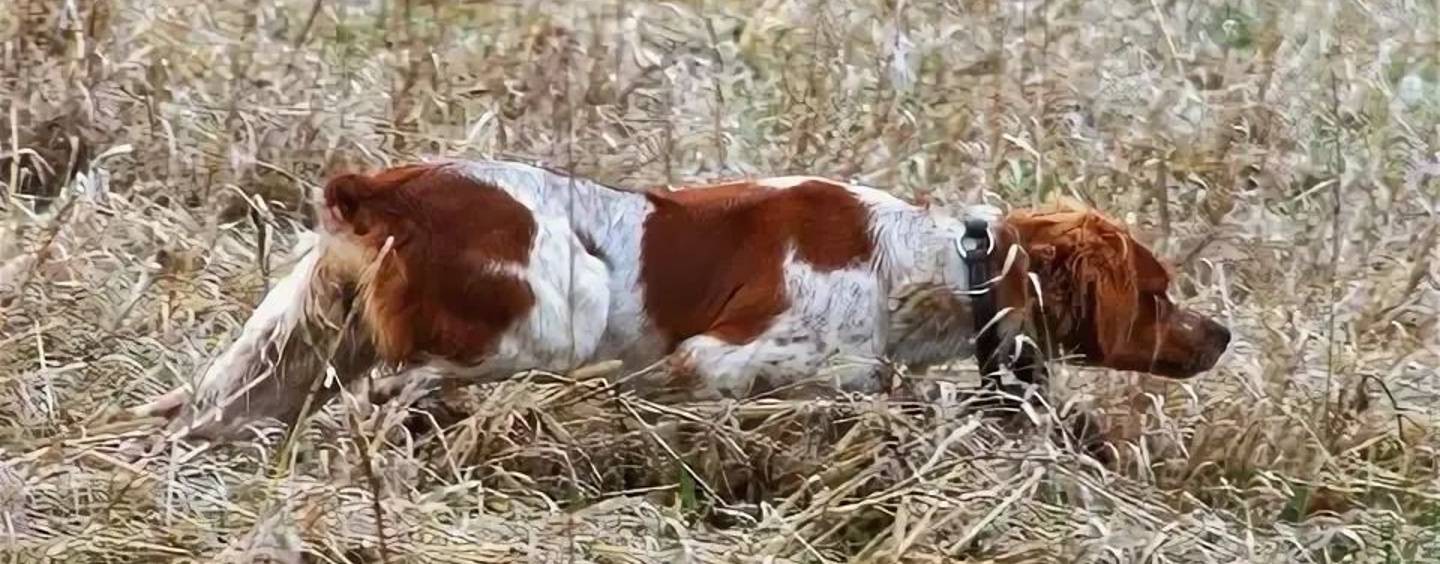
[1006, 200, 1230, 378]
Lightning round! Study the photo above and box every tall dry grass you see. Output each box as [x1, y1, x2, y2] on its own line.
[1, 0, 1438, 561]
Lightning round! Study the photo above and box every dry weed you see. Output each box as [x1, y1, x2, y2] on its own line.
[1, 0, 1437, 561]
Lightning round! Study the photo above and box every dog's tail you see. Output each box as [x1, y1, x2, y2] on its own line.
[130, 232, 381, 440]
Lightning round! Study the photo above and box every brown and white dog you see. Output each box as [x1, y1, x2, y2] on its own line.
[133, 159, 1230, 439]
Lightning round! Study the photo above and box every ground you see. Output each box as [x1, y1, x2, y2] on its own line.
[1, 0, 1438, 562]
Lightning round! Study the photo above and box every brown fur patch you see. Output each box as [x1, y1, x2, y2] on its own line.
[1006, 202, 1162, 354]
[322, 163, 537, 363]
[1004, 198, 1228, 377]
[640, 180, 874, 349]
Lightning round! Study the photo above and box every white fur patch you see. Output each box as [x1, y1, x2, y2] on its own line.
[452, 215, 610, 376]
[752, 176, 834, 189]
[674, 254, 887, 397]
[448, 160, 665, 370]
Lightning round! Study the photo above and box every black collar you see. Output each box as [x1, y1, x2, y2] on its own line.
[960, 217, 1002, 387]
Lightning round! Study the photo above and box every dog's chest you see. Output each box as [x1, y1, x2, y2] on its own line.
[883, 283, 979, 369]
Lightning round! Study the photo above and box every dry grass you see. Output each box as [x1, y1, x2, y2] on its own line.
[2, 0, 1438, 561]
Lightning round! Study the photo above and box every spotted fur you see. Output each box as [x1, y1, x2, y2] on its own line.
[133, 160, 1228, 439]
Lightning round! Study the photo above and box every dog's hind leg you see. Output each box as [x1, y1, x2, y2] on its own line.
[131, 236, 380, 441]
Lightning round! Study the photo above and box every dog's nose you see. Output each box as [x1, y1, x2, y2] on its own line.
[1183, 317, 1232, 375]
[1211, 322, 1232, 350]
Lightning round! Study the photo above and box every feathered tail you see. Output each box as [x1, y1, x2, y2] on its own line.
[130, 232, 380, 440]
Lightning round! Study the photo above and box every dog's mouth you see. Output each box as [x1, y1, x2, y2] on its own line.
[1146, 358, 1199, 379]
[1151, 312, 1232, 379]
[1192, 345, 1227, 373]
[1147, 345, 1226, 379]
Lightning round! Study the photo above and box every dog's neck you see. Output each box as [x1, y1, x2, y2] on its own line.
[865, 199, 1005, 368]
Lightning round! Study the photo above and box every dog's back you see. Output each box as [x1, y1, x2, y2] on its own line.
[138, 160, 1232, 440]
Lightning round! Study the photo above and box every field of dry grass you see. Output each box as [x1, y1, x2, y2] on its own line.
[2, 0, 1438, 561]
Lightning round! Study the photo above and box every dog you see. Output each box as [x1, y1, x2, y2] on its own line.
[132, 160, 1230, 441]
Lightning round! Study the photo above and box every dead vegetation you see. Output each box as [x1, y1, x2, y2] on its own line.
[2, 0, 1438, 561]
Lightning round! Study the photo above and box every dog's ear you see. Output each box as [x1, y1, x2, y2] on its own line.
[1126, 238, 1172, 293]
[324, 173, 374, 225]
